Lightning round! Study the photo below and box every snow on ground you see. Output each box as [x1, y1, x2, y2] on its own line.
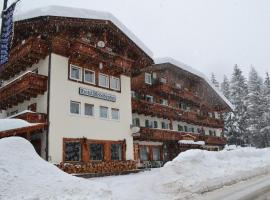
[1, 137, 270, 200]
[0, 137, 112, 200]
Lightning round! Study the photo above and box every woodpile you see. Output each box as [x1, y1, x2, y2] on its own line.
[57, 160, 137, 174]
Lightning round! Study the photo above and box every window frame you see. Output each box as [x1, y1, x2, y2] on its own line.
[145, 73, 152, 85]
[110, 76, 121, 91]
[69, 64, 82, 81]
[89, 143, 104, 161]
[111, 143, 123, 161]
[99, 106, 109, 119]
[64, 141, 82, 162]
[84, 103, 94, 117]
[84, 69, 96, 85]
[70, 101, 81, 115]
[111, 108, 120, 120]
[99, 73, 110, 88]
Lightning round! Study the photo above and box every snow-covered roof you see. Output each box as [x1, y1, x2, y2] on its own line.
[0, 119, 34, 132]
[14, 5, 153, 58]
[154, 57, 234, 110]
[178, 140, 205, 146]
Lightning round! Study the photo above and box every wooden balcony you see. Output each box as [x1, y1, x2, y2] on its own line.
[132, 99, 224, 128]
[0, 72, 48, 110]
[134, 127, 227, 146]
[0, 37, 49, 80]
[11, 111, 47, 123]
[70, 39, 134, 75]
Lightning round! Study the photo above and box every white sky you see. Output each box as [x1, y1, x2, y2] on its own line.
[2, 0, 270, 82]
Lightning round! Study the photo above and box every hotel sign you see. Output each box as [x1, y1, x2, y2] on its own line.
[79, 87, 116, 102]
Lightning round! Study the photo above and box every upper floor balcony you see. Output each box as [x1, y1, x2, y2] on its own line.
[132, 99, 224, 128]
[0, 72, 48, 110]
[10, 110, 47, 124]
[0, 37, 48, 80]
[134, 127, 227, 146]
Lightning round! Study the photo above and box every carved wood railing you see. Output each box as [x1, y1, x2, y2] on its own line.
[12, 112, 47, 123]
[0, 72, 48, 109]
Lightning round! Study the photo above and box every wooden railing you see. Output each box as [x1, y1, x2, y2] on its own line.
[134, 127, 227, 145]
[0, 72, 48, 110]
[12, 112, 47, 123]
[132, 99, 224, 128]
[0, 37, 48, 80]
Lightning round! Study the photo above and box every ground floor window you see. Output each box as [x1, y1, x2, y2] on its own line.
[152, 147, 161, 161]
[89, 143, 104, 161]
[140, 146, 149, 161]
[65, 142, 81, 161]
[111, 144, 122, 161]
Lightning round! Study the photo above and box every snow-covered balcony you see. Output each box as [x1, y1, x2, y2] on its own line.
[9, 110, 47, 124]
[0, 37, 48, 80]
[134, 127, 227, 146]
[132, 99, 224, 128]
[0, 72, 48, 110]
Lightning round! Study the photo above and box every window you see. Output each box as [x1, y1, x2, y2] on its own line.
[154, 121, 158, 128]
[70, 65, 82, 81]
[160, 78, 167, 84]
[160, 99, 168, 106]
[145, 73, 152, 85]
[111, 144, 122, 161]
[190, 127, 195, 133]
[184, 126, 188, 132]
[65, 142, 81, 161]
[131, 91, 136, 98]
[152, 147, 161, 161]
[140, 146, 149, 161]
[89, 144, 104, 161]
[84, 69, 95, 84]
[70, 101, 80, 114]
[84, 103, 94, 116]
[209, 130, 213, 136]
[100, 106, 108, 119]
[110, 76, 120, 91]
[111, 108, 120, 120]
[161, 122, 169, 129]
[133, 118, 140, 126]
[99, 73, 109, 88]
[178, 125, 183, 132]
[145, 95, 153, 103]
[213, 130, 217, 136]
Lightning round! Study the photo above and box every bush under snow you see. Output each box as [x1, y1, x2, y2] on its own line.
[1, 137, 270, 200]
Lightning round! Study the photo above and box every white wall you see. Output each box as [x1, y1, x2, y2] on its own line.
[48, 54, 134, 163]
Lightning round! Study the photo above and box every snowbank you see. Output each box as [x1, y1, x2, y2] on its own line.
[0, 137, 112, 200]
[95, 147, 270, 200]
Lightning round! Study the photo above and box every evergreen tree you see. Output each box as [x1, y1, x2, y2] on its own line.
[211, 73, 220, 89]
[226, 65, 248, 146]
[246, 67, 264, 147]
[260, 72, 270, 147]
[220, 75, 230, 99]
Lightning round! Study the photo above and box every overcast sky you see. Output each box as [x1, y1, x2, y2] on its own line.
[2, 0, 270, 81]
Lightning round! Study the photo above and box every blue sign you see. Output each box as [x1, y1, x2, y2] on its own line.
[79, 87, 117, 102]
[0, 3, 17, 69]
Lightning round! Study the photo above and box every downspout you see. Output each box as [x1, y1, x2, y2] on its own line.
[46, 39, 52, 161]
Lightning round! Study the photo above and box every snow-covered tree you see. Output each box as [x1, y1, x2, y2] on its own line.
[220, 75, 230, 99]
[260, 72, 270, 147]
[211, 73, 220, 89]
[226, 65, 248, 146]
[246, 67, 264, 147]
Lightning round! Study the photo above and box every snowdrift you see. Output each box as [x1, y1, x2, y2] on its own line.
[0, 137, 112, 200]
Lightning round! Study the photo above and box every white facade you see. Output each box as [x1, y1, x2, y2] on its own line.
[48, 54, 134, 163]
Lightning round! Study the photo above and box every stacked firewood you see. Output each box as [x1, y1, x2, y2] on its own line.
[57, 160, 137, 174]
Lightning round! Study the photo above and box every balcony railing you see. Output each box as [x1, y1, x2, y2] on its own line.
[0, 37, 48, 80]
[11, 111, 47, 123]
[132, 99, 224, 128]
[0, 72, 48, 110]
[134, 127, 227, 146]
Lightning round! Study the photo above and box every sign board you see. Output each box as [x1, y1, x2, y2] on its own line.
[0, 3, 17, 68]
[79, 87, 116, 102]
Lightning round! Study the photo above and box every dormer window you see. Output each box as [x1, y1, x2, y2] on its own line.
[145, 73, 152, 85]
